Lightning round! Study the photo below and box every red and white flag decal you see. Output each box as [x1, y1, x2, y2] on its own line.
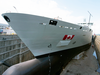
[63, 35, 75, 40]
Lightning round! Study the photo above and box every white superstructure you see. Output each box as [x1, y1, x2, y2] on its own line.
[2, 13, 92, 56]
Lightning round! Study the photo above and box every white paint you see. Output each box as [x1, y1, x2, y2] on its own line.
[57, 41, 70, 46]
[2, 13, 92, 56]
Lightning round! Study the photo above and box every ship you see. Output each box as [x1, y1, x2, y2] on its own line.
[2, 13, 92, 57]
[2, 13, 93, 75]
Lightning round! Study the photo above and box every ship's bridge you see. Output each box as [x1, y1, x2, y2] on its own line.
[78, 23, 93, 29]
[78, 23, 93, 26]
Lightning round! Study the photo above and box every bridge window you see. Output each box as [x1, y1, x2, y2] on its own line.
[49, 20, 57, 26]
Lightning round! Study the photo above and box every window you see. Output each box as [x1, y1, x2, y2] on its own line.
[74, 28, 76, 30]
[65, 26, 68, 28]
[70, 27, 72, 29]
[49, 20, 57, 26]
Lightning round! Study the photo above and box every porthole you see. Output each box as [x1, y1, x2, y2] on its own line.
[80, 27, 82, 29]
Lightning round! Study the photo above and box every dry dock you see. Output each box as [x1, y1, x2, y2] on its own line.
[0, 35, 34, 75]
[0, 35, 100, 75]
[94, 35, 100, 65]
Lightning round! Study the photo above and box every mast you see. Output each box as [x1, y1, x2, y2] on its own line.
[88, 11, 93, 26]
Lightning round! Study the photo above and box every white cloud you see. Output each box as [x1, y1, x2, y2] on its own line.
[91, 20, 100, 34]
[0, 0, 86, 24]
[1, 0, 99, 33]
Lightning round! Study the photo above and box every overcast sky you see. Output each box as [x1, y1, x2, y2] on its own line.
[0, 0, 100, 34]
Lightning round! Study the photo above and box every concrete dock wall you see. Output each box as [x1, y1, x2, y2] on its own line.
[0, 35, 34, 75]
[94, 35, 100, 65]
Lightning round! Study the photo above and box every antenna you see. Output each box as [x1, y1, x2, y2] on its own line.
[13, 6, 18, 12]
[88, 11, 93, 25]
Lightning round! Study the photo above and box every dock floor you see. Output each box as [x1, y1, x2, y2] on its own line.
[60, 44, 99, 75]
